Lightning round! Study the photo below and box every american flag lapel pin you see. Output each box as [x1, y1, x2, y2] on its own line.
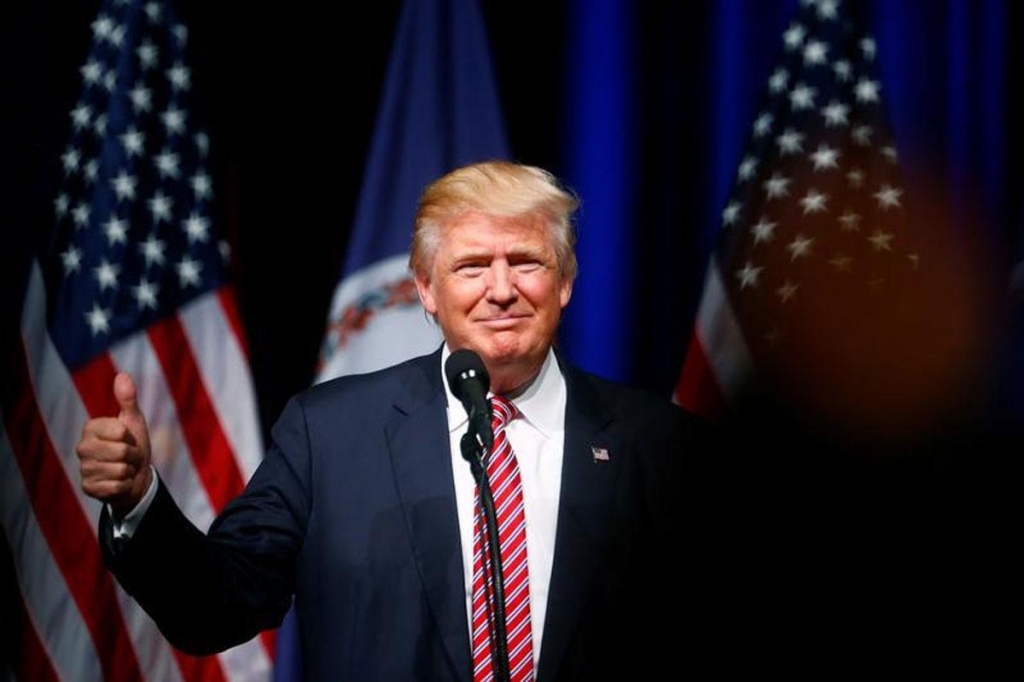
[591, 446, 610, 463]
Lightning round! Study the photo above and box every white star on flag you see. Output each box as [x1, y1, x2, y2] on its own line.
[822, 101, 850, 127]
[764, 173, 792, 200]
[776, 280, 799, 302]
[855, 78, 880, 103]
[103, 216, 128, 245]
[752, 218, 778, 244]
[777, 129, 805, 155]
[810, 144, 840, 170]
[736, 261, 763, 289]
[800, 189, 828, 214]
[874, 184, 902, 209]
[789, 83, 817, 110]
[723, 202, 742, 225]
[787, 234, 814, 260]
[803, 40, 829, 66]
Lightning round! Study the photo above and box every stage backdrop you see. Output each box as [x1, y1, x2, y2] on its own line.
[2, 0, 1020, 677]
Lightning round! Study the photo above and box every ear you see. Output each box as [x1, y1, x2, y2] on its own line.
[559, 277, 573, 309]
[415, 271, 438, 314]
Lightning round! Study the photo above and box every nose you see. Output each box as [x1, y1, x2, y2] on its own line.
[486, 261, 517, 305]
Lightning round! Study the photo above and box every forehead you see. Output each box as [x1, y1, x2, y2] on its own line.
[440, 210, 552, 249]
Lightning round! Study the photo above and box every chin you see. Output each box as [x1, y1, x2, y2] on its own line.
[478, 348, 518, 370]
[481, 333, 527, 363]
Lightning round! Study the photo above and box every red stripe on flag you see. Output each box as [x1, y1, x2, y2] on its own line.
[217, 287, 250, 359]
[71, 354, 229, 682]
[71, 351, 120, 418]
[260, 627, 277, 661]
[13, 590, 60, 682]
[674, 330, 726, 423]
[174, 650, 229, 682]
[7, 343, 143, 682]
[147, 315, 246, 512]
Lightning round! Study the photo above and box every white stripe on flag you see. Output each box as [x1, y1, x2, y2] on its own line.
[318, 254, 442, 381]
[217, 635, 273, 682]
[694, 261, 755, 404]
[112, 586, 185, 682]
[20, 262, 102, 525]
[0, 421, 102, 682]
[179, 294, 264, 481]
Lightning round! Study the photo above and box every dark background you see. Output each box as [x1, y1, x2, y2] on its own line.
[3, 1, 572, 428]
[5, 1, 1021, 423]
[2, 0, 1022, 670]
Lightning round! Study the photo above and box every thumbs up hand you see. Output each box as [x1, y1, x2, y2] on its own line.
[77, 372, 154, 517]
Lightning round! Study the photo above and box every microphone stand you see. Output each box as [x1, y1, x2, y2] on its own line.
[461, 427, 511, 682]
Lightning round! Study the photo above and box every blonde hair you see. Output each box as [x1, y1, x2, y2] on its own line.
[410, 161, 579, 280]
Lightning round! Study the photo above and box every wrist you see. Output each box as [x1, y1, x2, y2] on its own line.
[111, 464, 153, 520]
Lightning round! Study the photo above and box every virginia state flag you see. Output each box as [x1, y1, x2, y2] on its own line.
[274, 0, 508, 678]
[315, 0, 510, 380]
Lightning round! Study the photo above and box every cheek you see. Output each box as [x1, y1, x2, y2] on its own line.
[438, 280, 484, 314]
[519, 277, 565, 312]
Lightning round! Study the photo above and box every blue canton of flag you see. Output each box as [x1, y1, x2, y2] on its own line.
[46, 0, 226, 363]
[718, 0, 914, 334]
[676, 0, 927, 431]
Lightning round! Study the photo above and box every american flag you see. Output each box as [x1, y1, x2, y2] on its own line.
[675, 0, 928, 431]
[1, 1, 272, 680]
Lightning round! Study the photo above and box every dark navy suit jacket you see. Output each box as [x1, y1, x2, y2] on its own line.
[103, 349, 702, 680]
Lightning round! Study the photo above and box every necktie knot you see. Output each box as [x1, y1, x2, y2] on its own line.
[490, 395, 519, 431]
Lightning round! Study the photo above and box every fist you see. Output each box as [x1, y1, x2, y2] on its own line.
[76, 372, 153, 517]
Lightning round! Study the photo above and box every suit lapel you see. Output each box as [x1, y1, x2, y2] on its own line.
[538, 361, 621, 682]
[385, 350, 471, 680]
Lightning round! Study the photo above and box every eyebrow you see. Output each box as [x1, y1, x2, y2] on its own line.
[446, 250, 491, 267]
[448, 244, 548, 263]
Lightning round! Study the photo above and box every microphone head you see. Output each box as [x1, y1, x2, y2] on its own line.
[445, 348, 490, 402]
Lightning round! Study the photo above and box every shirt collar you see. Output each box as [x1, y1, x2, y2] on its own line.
[442, 344, 564, 439]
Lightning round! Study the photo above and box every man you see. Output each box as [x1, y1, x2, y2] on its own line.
[78, 161, 705, 680]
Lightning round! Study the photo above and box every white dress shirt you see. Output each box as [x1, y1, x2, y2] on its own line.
[441, 345, 566, 669]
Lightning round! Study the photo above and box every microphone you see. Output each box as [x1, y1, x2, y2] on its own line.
[445, 348, 493, 453]
[444, 348, 510, 682]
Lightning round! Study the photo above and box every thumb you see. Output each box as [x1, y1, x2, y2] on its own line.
[113, 372, 143, 423]
[113, 372, 149, 456]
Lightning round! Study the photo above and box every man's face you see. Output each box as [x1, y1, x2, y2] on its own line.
[415, 210, 572, 392]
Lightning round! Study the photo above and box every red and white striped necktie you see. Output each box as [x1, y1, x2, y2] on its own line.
[471, 395, 534, 682]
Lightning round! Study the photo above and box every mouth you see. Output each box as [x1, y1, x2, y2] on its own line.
[478, 315, 527, 330]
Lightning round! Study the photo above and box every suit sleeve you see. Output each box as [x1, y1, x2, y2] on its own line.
[100, 395, 313, 655]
